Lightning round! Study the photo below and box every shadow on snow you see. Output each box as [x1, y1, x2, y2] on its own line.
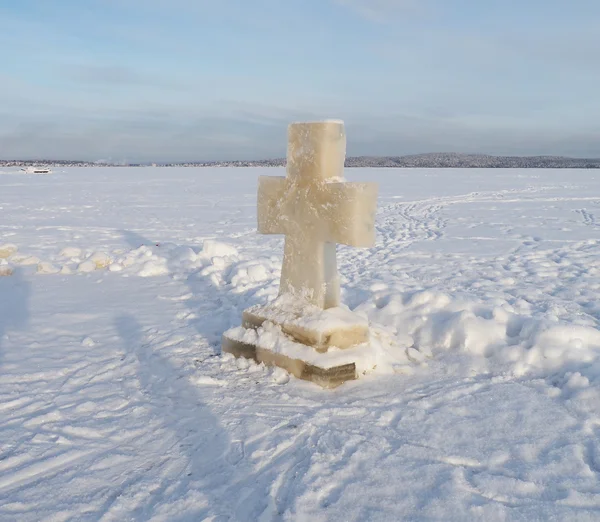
[0, 267, 30, 369]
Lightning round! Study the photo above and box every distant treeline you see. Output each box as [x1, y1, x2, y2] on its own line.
[2, 153, 600, 168]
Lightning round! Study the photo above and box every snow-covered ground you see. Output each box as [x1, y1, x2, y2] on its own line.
[1, 166, 600, 521]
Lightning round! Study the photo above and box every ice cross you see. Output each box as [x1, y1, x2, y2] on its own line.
[258, 120, 378, 309]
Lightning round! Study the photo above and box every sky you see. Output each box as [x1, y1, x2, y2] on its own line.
[1, 0, 599, 162]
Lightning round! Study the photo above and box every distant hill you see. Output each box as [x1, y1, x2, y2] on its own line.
[2, 153, 600, 168]
[344, 153, 600, 168]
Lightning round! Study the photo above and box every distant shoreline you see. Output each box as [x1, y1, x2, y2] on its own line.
[2, 153, 600, 169]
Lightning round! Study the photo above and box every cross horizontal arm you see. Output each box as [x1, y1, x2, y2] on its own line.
[322, 182, 378, 247]
[257, 176, 378, 247]
[257, 176, 287, 235]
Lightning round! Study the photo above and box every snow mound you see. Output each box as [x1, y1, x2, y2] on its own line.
[0, 240, 247, 280]
[11, 254, 40, 266]
[37, 262, 60, 275]
[0, 243, 18, 259]
[78, 260, 97, 273]
[201, 239, 238, 258]
[138, 259, 170, 277]
[59, 247, 82, 258]
[89, 252, 112, 269]
[360, 289, 600, 381]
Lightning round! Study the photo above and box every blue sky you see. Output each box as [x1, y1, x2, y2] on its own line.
[1, 0, 599, 161]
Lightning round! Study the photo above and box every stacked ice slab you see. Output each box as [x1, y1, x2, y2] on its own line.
[222, 120, 378, 388]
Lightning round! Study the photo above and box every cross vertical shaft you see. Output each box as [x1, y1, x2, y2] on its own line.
[279, 121, 346, 308]
[280, 236, 339, 309]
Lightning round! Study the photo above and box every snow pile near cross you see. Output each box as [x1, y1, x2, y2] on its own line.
[227, 285, 600, 383]
[2, 234, 599, 383]
[362, 289, 600, 383]
[0, 239, 257, 279]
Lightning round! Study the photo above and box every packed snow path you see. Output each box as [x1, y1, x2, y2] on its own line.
[1, 167, 600, 521]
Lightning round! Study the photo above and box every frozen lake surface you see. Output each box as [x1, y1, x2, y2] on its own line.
[1, 167, 600, 521]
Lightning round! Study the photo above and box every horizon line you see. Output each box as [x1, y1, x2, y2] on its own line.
[2, 152, 600, 165]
